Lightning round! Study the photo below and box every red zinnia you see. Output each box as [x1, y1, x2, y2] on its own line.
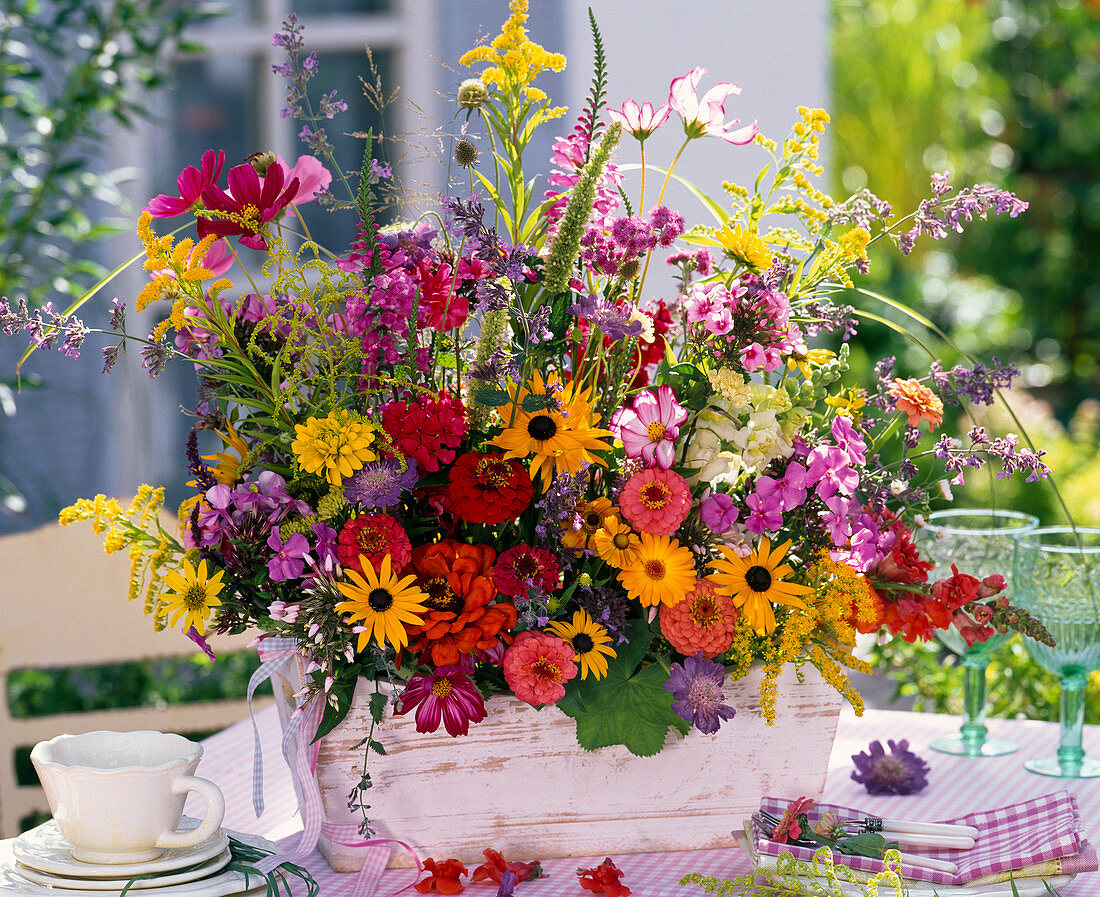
[447, 452, 533, 525]
[406, 541, 517, 666]
[382, 392, 467, 473]
[198, 163, 300, 251]
[336, 513, 412, 576]
[493, 544, 560, 598]
[415, 858, 467, 895]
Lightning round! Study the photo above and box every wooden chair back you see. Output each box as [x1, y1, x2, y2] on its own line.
[0, 517, 267, 837]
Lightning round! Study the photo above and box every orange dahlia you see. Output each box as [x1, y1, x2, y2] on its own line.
[659, 580, 739, 658]
[406, 540, 518, 666]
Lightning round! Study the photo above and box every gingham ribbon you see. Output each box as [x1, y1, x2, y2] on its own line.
[250, 640, 422, 896]
[248, 636, 300, 816]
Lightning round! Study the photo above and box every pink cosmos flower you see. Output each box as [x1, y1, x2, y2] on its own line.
[608, 98, 670, 141]
[145, 149, 225, 218]
[395, 666, 487, 737]
[502, 631, 578, 706]
[274, 155, 332, 213]
[620, 467, 693, 535]
[199, 163, 300, 251]
[612, 385, 689, 468]
[668, 66, 758, 145]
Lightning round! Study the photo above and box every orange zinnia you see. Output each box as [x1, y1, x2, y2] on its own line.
[887, 378, 944, 430]
[405, 540, 517, 666]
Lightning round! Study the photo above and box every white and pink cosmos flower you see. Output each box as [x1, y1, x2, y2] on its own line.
[612, 384, 689, 468]
[608, 98, 670, 141]
[668, 66, 758, 145]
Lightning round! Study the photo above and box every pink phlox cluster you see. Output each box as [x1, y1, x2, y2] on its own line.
[193, 471, 311, 557]
[700, 490, 740, 534]
[579, 206, 684, 277]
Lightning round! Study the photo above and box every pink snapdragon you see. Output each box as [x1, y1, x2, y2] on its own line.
[668, 66, 758, 145]
[612, 385, 688, 468]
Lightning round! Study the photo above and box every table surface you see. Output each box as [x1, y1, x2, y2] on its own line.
[184, 702, 1100, 897]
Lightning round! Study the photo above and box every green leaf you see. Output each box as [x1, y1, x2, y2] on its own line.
[474, 387, 510, 407]
[556, 619, 689, 756]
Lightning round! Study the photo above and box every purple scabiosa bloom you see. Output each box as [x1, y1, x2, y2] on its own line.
[344, 457, 419, 508]
[395, 665, 487, 737]
[664, 652, 736, 734]
[851, 738, 930, 795]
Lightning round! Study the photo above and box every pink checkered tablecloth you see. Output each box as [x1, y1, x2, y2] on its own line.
[192, 704, 1100, 896]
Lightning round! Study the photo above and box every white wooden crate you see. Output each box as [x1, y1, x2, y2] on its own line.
[271, 661, 842, 871]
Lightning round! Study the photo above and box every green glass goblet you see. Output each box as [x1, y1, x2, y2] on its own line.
[1013, 526, 1100, 778]
[916, 509, 1038, 757]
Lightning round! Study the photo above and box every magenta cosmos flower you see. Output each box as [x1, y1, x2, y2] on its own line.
[198, 163, 300, 251]
[608, 98, 670, 141]
[668, 66, 758, 145]
[145, 149, 225, 218]
[612, 385, 688, 468]
[274, 154, 332, 214]
[395, 666, 487, 737]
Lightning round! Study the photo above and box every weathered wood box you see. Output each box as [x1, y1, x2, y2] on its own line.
[270, 660, 842, 871]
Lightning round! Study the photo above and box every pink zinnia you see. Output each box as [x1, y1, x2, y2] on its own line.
[502, 631, 577, 706]
[620, 467, 692, 535]
[611, 385, 688, 469]
[145, 149, 224, 218]
[493, 544, 560, 598]
[395, 666, 487, 737]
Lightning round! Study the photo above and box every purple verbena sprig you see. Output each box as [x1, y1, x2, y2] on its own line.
[0, 296, 89, 359]
[929, 357, 1019, 406]
[828, 187, 894, 232]
[272, 14, 348, 159]
[896, 172, 1028, 256]
[933, 426, 1051, 486]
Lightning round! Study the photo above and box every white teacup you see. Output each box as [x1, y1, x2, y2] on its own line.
[30, 730, 225, 864]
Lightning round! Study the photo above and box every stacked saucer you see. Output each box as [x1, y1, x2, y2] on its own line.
[1, 818, 273, 897]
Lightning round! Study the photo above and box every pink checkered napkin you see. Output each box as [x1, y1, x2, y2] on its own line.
[756, 792, 1088, 886]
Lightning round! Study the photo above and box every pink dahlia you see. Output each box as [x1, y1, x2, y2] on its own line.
[493, 544, 560, 598]
[611, 385, 688, 469]
[502, 631, 578, 706]
[395, 666, 487, 737]
[620, 467, 692, 535]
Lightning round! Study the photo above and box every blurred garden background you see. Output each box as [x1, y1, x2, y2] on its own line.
[1, 0, 1097, 751]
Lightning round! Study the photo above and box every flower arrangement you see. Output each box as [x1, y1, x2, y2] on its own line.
[1, 0, 1054, 827]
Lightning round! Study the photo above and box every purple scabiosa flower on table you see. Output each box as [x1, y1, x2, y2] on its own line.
[344, 457, 419, 508]
[664, 652, 736, 734]
[851, 738, 930, 795]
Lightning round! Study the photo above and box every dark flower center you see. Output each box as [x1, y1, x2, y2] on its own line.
[431, 677, 454, 699]
[423, 576, 464, 614]
[368, 588, 394, 612]
[527, 415, 557, 441]
[512, 553, 540, 579]
[583, 511, 603, 533]
[530, 657, 561, 681]
[475, 456, 510, 489]
[691, 597, 718, 625]
[357, 525, 386, 553]
[644, 559, 666, 581]
[746, 565, 772, 592]
[572, 633, 595, 654]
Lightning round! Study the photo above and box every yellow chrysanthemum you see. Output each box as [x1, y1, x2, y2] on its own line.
[292, 410, 377, 486]
[546, 609, 617, 680]
[592, 515, 642, 569]
[716, 223, 773, 270]
[459, 0, 566, 108]
[617, 532, 696, 609]
[490, 370, 612, 490]
[335, 554, 428, 653]
[160, 557, 225, 635]
[707, 537, 814, 636]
